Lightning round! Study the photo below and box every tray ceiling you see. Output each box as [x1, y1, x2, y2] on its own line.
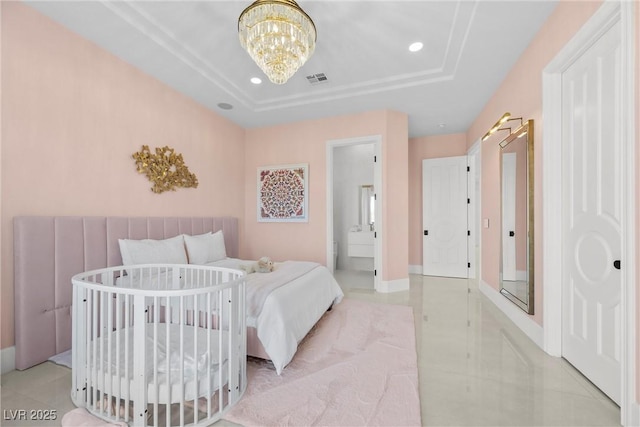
[25, 0, 558, 137]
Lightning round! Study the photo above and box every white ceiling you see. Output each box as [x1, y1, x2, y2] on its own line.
[24, 0, 558, 138]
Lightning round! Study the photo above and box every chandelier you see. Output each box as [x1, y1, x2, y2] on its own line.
[238, 0, 316, 85]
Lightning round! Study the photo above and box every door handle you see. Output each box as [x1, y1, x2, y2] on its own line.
[424, 230, 428, 236]
[614, 260, 621, 270]
[509, 231, 515, 237]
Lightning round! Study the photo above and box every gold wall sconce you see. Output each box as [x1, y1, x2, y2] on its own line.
[482, 112, 525, 142]
[132, 145, 198, 194]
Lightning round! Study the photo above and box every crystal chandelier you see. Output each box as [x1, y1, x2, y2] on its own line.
[238, 0, 316, 85]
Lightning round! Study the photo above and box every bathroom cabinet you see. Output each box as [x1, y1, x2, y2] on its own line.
[347, 231, 374, 258]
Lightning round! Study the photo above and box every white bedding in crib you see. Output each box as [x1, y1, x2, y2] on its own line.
[86, 324, 230, 403]
[206, 258, 344, 374]
[90, 324, 229, 382]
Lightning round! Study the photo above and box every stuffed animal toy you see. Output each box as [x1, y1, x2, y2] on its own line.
[240, 256, 274, 274]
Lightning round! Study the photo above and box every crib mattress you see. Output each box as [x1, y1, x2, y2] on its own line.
[84, 324, 230, 404]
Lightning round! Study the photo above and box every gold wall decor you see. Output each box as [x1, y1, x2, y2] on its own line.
[132, 145, 198, 194]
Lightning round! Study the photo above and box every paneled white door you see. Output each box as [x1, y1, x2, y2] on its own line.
[501, 152, 517, 281]
[561, 20, 622, 405]
[422, 156, 468, 278]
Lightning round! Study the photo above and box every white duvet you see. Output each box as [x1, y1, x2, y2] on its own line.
[207, 258, 344, 374]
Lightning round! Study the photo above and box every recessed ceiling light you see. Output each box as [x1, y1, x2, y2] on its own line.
[409, 42, 423, 53]
[250, 77, 262, 85]
[439, 123, 446, 128]
[217, 103, 233, 110]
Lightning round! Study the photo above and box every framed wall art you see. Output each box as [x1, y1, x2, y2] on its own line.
[257, 163, 308, 222]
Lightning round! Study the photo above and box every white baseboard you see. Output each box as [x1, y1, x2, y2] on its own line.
[479, 280, 544, 348]
[1, 346, 15, 374]
[378, 277, 410, 293]
[408, 265, 422, 275]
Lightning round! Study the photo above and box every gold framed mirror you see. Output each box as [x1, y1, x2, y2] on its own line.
[499, 119, 534, 314]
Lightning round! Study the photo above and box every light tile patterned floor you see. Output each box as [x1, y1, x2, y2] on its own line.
[1, 273, 620, 426]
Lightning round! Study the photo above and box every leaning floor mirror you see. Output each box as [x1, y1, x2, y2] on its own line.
[499, 119, 534, 314]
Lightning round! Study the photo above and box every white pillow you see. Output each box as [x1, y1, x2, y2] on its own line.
[184, 231, 227, 265]
[118, 235, 188, 269]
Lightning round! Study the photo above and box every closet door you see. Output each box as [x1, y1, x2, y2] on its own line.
[561, 20, 622, 405]
[422, 156, 468, 278]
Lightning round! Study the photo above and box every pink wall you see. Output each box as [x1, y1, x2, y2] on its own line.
[0, 3, 246, 349]
[408, 134, 468, 266]
[466, 1, 604, 326]
[244, 110, 409, 283]
[382, 111, 409, 280]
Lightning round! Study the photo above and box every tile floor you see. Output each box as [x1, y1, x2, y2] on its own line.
[1, 273, 621, 426]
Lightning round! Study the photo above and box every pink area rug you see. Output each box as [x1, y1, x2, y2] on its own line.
[224, 298, 421, 426]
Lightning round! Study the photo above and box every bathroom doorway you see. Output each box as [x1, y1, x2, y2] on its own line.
[326, 136, 382, 292]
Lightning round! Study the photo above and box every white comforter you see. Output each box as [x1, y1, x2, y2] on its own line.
[240, 260, 320, 318]
[207, 258, 344, 374]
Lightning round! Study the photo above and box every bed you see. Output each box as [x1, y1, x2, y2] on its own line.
[13, 216, 343, 375]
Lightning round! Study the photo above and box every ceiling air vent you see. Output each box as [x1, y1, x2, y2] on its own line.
[306, 73, 328, 85]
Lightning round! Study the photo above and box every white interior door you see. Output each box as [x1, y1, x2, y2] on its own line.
[501, 152, 517, 281]
[422, 156, 468, 278]
[561, 20, 622, 405]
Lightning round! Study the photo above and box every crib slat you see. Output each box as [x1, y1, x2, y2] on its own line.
[179, 295, 185, 427]
[217, 286, 223, 414]
[132, 293, 146, 427]
[114, 292, 122, 422]
[165, 297, 171, 427]
[206, 292, 212, 420]
[228, 286, 238, 402]
[193, 292, 198, 425]
[91, 289, 98, 413]
[124, 293, 131, 423]
[152, 295, 159, 426]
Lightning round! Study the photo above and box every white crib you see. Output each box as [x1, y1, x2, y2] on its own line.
[71, 264, 246, 427]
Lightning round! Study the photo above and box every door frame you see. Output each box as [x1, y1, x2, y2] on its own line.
[326, 135, 383, 292]
[542, 1, 636, 424]
[421, 155, 469, 278]
[467, 138, 482, 282]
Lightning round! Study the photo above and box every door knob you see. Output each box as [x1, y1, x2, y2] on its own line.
[424, 230, 428, 236]
[509, 231, 515, 237]
[614, 260, 621, 270]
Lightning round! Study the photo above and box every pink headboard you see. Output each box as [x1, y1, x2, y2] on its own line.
[13, 216, 239, 370]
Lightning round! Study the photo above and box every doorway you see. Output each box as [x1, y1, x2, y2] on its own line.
[422, 155, 469, 278]
[421, 147, 481, 280]
[326, 136, 382, 292]
[542, 1, 636, 423]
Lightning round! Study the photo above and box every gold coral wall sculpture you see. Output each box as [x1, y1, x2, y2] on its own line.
[132, 145, 198, 194]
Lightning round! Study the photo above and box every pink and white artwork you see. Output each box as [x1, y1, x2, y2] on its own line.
[257, 164, 308, 222]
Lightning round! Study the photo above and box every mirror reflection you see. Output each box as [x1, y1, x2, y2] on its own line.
[360, 185, 375, 231]
[499, 120, 534, 314]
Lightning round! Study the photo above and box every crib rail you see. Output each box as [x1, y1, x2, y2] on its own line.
[71, 265, 247, 427]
